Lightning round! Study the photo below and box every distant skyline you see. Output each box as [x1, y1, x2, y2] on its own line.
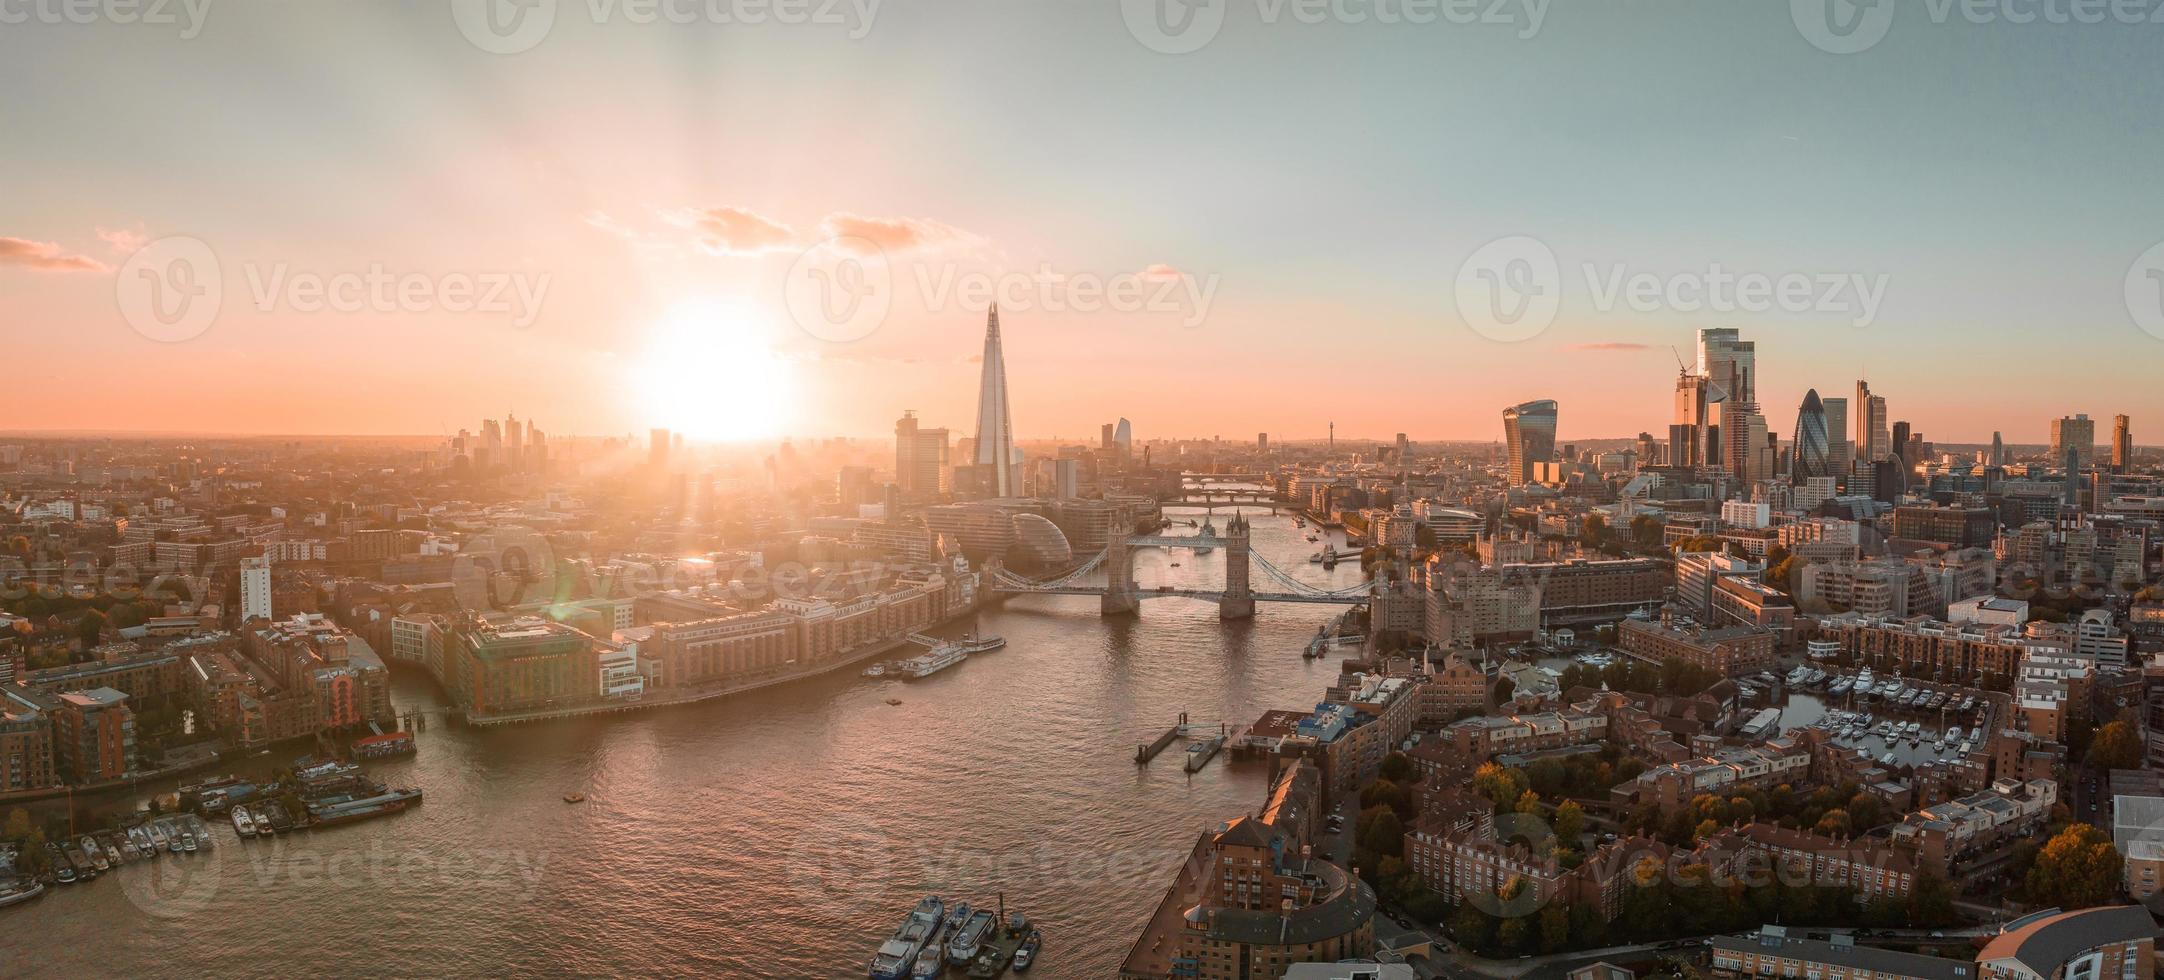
[5, 3, 2164, 442]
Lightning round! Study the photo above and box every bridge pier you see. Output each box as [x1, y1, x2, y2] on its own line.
[1102, 526, 1140, 617]
[1218, 514, 1255, 620]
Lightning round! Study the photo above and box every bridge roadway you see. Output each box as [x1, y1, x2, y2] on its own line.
[1001, 585, 1364, 605]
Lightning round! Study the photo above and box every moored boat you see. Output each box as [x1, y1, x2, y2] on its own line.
[1013, 930, 1042, 971]
[869, 895, 945, 980]
[232, 807, 257, 837]
[946, 909, 994, 965]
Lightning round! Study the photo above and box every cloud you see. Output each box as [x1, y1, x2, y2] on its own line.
[1569, 342, 1655, 352]
[96, 224, 149, 254]
[1140, 263, 1184, 281]
[818, 213, 981, 256]
[673, 206, 798, 256]
[0, 236, 109, 273]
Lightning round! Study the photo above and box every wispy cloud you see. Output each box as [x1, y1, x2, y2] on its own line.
[669, 206, 798, 256]
[0, 236, 109, 273]
[96, 224, 149, 254]
[1569, 342, 1655, 352]
[819, 213, 982, 256]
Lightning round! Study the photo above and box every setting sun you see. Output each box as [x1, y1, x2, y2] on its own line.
[635, 299, 796, 443]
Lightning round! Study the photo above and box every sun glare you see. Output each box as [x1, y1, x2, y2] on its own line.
[636, 299, 796, 443]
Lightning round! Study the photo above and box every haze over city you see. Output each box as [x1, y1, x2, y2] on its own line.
[10, 3, 2164, 980]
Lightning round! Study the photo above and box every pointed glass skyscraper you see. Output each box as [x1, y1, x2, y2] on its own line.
[973, 304, 1016, 497]
[1791, 389, 1830, 485]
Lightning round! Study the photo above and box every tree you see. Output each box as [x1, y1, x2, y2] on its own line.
[75, 609, 106, 647]
[1473, 763, 1530, 811]
[1516, 790, 1543, 817]
[1449, 901, 1495, 951]
[1379, 751, 1415, 785]
[2025, 824, 2122, 910]
[1493, 675, 1516, 703]
[1538, 902, 1571, 952]
[2087, 720, 2142, 772]
[1814, 808, 1852, 839]
[1357, 806, 1405, 857]
[1554, 800, 1587, 843]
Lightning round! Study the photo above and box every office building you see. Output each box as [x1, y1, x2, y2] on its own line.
[2113, 414, 2132, 472]
[1502, 400, 1558, 486]
[1792, 389, 1833, 485]
[2051, 414, 2095, 473]
[893, 411, 950, 496]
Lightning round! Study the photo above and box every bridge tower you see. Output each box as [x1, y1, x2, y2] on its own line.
[1101, 524, 1140, 616]
[1219, 513, 1255, 620]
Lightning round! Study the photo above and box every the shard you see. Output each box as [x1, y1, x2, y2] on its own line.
[974, 304, 1016, 497]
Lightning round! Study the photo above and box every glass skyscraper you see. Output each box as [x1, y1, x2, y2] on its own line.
[1791, 389, 1831, 485]
[1503, 399, 1558, 486]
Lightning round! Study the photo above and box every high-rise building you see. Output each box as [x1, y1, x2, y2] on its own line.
[973, 305, 1017, 497]
[1671, 372, 1711, 469]
[2113, 414, 2132, 473]
[2051, 414, 2095, 473]
[1859, 393, 1890, 462]
[1891, 421, 1911, 463]
[1697, 328, 1752, 464]
[1257, 432, 1269, 452]
[239, 556, 272, 623]
[1819, 396, 1849, 472]
[1502, 400, 1558, 486]
[1991, 431, 2006, 468]
[1113, 418, 1132, 458]
[894, 411, 950, 495]
[1791, 389, 1831, 486]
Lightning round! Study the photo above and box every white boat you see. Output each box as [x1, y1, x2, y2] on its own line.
[946, 909, 995, 965]
[870, 896, 945, 980]
[862, 664, 887, 678]
[232, 807, 257, 837]
[900, 645, 969, 680]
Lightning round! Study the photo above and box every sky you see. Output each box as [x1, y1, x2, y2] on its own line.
[4, 0, 2164, 446]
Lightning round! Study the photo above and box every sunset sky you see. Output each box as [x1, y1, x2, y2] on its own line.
[5, 2, 2163, 445]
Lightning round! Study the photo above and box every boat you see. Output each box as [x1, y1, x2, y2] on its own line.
[83, 837, 109, 871]
[1949, 726, 1963, 740]
[311, 787, 425, 827]
[1013, 930, 1042, 971]
[1169, 562, 1181, 567]
[354, 730, 417, 759]
[181, 833, 198, 854]
[869, 896, 945, 980]
[943, 903, 972, 940]
[167, 835, 183, 854]
[899, 644, 969, 680]
[1878, 752, 1897, 766]
[0, 880, 45, 908]
[862, 664, 887, 678]
[232, 807, 257, 837]
[910, 946, 942, 979]
[946, 909, 995, 965]
[563, 794, 586, 804]
[147, 823, 169, 849]
[884, 698, 903, 707]
[101, 838, 123, 865]
[1829, 678, 1851, 695]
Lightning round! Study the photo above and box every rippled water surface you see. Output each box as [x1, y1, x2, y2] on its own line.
[13, 507, 1367, 979]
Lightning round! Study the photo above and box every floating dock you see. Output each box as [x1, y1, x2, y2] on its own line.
[1136, 712, 1187, 764]
[1183, 734, 1226, 773]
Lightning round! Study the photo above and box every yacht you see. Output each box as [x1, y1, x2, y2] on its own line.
[899, 644, 969, 680]
[83, 837, 109, 871]
[232, 807, 257, 837]
[909, 947, 942, 979]
[862, 663, 887, 678]
[1014, 930, 1042, 971]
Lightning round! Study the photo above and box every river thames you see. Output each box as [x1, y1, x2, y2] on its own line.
[10, 505, 1367, 978]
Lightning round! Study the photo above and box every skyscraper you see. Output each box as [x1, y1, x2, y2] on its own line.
[1698, 328, 1753, 465]
[1502, 400, 1558, 486]
[2113, 414, 2132, 473]
[973, 305, 1016, 497]
[1820, 397, 1849, 471]
[2050, 414, 2095, 473]
[1990, 431, 2006, 468]
[1671, 372, 1711, 469]
[1791, 389, 1831, 486]
[1113, 418, 1132, 459]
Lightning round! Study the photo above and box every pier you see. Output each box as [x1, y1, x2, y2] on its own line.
[1135, 712, 1187, 763]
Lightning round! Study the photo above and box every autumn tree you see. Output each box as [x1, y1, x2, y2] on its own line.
[2087, 720, 2142, 772]
[2024, 823, 2122, 910]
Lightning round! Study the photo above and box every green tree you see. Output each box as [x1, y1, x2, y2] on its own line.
[1357, 806, 1405, 857]
[1814, 808, 1852, 838]
[1473, 763, 1530, 811]
[75, 609, 106, 647]
[1379, 751, 1415, 785]
[1515, 790, 1542, 816]
[1538, 902, 1571, 952]
[1449, 902, 1495, 951]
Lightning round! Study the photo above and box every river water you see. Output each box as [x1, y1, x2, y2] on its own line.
[9, 503, 1367, 979]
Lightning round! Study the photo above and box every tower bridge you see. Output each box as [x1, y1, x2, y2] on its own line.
[986, 514, 1371, 619]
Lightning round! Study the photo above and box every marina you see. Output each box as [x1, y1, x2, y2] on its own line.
[869, 894, 1041, 979]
